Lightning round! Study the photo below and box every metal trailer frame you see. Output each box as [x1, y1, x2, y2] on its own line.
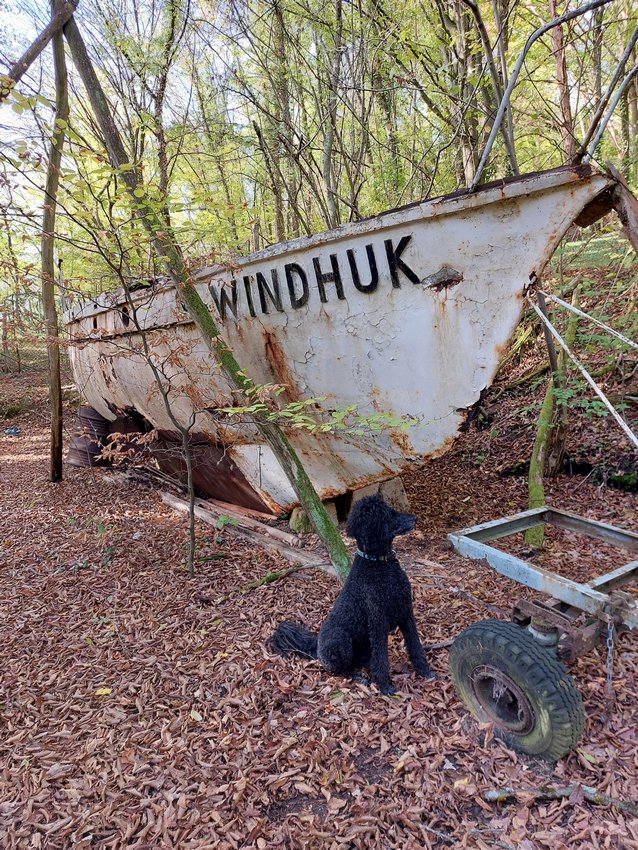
[449, 506, 638, 663]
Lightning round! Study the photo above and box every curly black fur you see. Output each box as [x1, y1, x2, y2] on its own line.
[267, 494, 434, 694]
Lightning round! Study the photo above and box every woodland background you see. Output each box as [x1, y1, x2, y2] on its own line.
[1, 2, 638, 848]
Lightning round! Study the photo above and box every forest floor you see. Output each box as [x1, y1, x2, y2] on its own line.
[1, 251, 637, 849]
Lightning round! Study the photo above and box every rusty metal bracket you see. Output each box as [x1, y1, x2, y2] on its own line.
[512, 598, 602, 663]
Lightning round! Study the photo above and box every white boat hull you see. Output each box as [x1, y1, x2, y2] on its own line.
[66, 166, 615, 512]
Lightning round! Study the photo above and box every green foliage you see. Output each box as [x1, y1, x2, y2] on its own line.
[219, 391, 416, 436]
[214, 515, 239, 530]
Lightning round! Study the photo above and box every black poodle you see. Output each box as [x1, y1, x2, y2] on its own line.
[267, 493, 435, 694]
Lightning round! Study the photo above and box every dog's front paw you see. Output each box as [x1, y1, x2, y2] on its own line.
[378, 683, 397, 696]
[420, 670, 438, 681]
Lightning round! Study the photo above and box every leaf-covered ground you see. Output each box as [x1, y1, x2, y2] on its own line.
[1, 337, 637, 849]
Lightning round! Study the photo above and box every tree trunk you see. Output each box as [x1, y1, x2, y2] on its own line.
[1, 311, 8, 373]
[253, 120, 286, 242]
[461, 0, 518, 175]
[548, 0, 576, 160]
[525, 288, 580, 547]
[41, 1, 69, 483]
[524, 378, 554, 550]
[321, 0, 343, 228]
[592, 7, 605, 109]
[628, 51, 638, 183]
[272, 0, 301, 237]
[63, 14, 351, 580]
[547, 286, 580, 475]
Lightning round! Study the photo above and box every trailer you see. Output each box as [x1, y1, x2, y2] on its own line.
[448, 507, 638, 761]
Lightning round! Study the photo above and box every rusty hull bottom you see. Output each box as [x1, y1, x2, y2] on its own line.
[69, 407, 275, 514]
[72, 404, 465, 515]
[147, 431, 273, 514]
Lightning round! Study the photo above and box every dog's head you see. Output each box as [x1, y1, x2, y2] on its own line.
[345, 493, 416, 556]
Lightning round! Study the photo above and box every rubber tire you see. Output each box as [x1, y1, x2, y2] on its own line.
[449, 619, 585, 762]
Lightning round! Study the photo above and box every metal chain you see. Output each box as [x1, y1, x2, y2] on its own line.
[606, 620, 616, 706]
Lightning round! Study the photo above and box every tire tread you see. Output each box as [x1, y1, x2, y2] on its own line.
[449, 619, 585, 761]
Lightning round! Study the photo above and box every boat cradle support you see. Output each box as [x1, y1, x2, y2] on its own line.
[448, 507, 638, 663]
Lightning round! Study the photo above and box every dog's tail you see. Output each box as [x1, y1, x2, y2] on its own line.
[267, 621, 318, 659]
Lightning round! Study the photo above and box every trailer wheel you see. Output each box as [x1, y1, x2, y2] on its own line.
[449, 619, 584, 762]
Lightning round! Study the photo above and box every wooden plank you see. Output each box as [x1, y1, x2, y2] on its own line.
[193, 496, 300, 547]
[202, 496, 277, 522]
[162, 491, 331, 571]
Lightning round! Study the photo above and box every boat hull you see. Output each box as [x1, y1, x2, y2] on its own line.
[65, 166, 614, 512]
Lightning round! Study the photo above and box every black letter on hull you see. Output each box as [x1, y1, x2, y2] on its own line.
[243, 276, 257, 317]
[384, 235, 419, 287]
[347, 244, 378, 293]
[209, 279, 239, 320]
[257, 269, 284, 314]
[285, 263, 309, 309]
[313, 254, 345, 302]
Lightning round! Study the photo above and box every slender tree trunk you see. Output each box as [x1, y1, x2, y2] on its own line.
[628, 52, 638, 183]
[63, 14, 351, 580]
[41, 1, 69, 482]
[461, 0, 519, 174]
[524, 376, 554, 550]
[548, 0, 576, 160]
[546, 287, 580, 475]
[321, 0, 343, 228]
[253, 120, 285, 242]
[272, 0, 300, 237]
[621, 89, 631, 173]
[444, 0, 480, 185]
[1, 311, 8, 373]
[525, 288, 580, 547]
[592, 8, 605, 109]
[153, 0, 178, 231]
[372, 50, 403, 199]
[491, 0, 512, 145]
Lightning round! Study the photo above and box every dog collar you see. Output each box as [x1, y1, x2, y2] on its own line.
[356, 548, 395, 561]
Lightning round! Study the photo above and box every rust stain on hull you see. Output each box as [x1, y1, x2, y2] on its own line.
[262, 331, 298, 401]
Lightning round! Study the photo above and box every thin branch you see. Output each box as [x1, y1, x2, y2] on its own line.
[528, 295, 638, 449]
[0, 0, 77, 102]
